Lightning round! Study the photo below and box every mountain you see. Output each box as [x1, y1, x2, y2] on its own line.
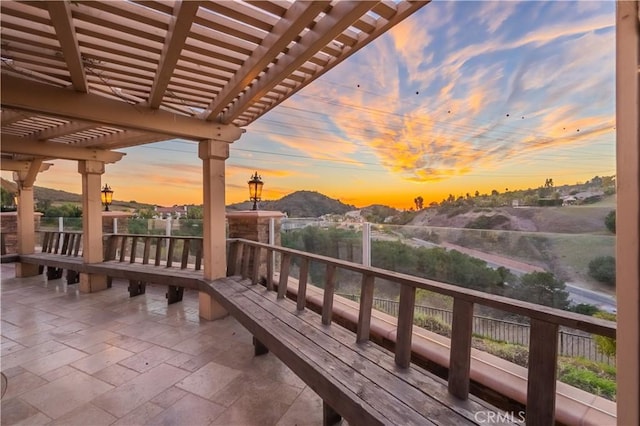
[228, 190, 356, 218]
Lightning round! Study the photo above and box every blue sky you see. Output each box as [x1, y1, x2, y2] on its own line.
[18, 1, 617, 209]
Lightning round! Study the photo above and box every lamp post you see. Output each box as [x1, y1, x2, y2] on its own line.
[100, 184, 113, 211]
[248, 172, 263, 211]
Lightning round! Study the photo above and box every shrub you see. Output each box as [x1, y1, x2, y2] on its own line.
[605, 210, 616, 234]
[588, 256, 616, 286]
[413, 314, 451, 337]
[570, 303, 600, 316]
[593, 312, 617, 357]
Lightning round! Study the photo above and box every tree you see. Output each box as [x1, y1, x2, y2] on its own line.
[1, 187, 16, 211]
[507, 271, 570, 310]
[604, 210, 615, 234]
[413, 196, 424, 210]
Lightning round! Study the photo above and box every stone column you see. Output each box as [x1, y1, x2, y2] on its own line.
[78, 160, 108, 293]
[227, 210, 285, 280]
[198, 140, 230, 320]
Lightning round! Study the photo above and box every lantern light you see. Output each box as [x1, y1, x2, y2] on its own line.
[247, 172, 263, 211]
[101, 184, 113, 211]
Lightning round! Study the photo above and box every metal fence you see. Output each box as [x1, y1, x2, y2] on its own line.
[338, 294, 614, 365]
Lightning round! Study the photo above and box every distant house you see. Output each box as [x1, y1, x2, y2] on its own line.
[154, 205, 188, 219]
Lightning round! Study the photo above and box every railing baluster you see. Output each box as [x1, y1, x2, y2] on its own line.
[395, 285, 416, 368]
[278, 253, 291, 299]
[266, 249, 274, 291]
[357, 274, 375, 343]
[142, 237, 151, 265]
[448, 299, 474, 399]
[296, 257, 309, 311]
[226, 241, 241, 276]
[241, 244, 251, 278]
[73, 233, 82, 256]
[181, 238, 190, 269]
[251, 246, 261, 284]
[166, 238, 175, 267]
[155, 237, 162, 266]
[321, 264, 336, 325]
[527, 319, 559, 426]
[130, 236, 138, 263]
[53, 232, 61, 254]
[61, 233, 70, 255]
[194, 239, 203, 271]
[119, 236, 128, 262]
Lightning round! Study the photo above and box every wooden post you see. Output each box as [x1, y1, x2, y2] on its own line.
[357, 274, 375, 343]
[527, 319, 559, 426]
[198, 140, 230, 320]
[448, 299, 474, 399]
[14, 184, 39, 277]
[395, 285, 416, 368]
[321, 264, 336, 325]
[296, 257, 310, 311]
[278, 253, 291, 299]
[251, 246, 261, 284]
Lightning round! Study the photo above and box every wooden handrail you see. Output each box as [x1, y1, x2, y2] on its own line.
[227, 237, 617, 426]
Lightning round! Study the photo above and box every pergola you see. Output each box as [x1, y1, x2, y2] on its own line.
[1, 1, 638, 424]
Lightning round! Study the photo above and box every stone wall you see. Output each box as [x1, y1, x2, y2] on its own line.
[1, 212, 41, 254]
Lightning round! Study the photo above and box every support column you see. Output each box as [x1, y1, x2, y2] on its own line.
[616, 2, 639, 425]
[13, 175, 39, 277]
[78, 160, 108, 293]
[198, 140, 230, 320]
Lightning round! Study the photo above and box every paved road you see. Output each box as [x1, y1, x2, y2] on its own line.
[410, 237, 617, 312]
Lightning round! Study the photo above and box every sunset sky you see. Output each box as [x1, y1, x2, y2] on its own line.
[8, 1, 617, 210]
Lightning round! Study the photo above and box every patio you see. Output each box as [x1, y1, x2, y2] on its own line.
[0, 262, 322, 426]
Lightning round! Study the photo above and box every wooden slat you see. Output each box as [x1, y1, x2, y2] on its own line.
[241, 244, 251, 278]
[226, 240, 240, 276]
[395, 285, 416, 368]
[73, 233, 82, 256]
[277, 252, 291, 299]
[527, 319, 559, 426]
[266, 248, 274, 290]
[296, 257, 309, 311]
[251, 246, 260, 285]
[41, 232, 51, 253]
[154, 237, 162, 266]
[321, 264, 336, 325]
[142, 237, 151, 264]
[60, 233, 70, 255]
[194, 239, 202, 271]
[181, 238, 190, 269]
[119, 235, 128, 262]
[52, 232, 61, 254]
[166, 238, 175, 267]
[357, 273, 375, 343]
[448, 299, 474, 399]
[130, 236, 138, 263]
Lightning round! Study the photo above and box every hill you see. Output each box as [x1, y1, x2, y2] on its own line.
[228, 190, 356, 218]
[409, 198, 615, 234]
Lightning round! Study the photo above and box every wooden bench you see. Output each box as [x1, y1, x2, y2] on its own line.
[20, 231, 84, 284]
[205, 275, 513, 425]
[103, 234, 204, 303]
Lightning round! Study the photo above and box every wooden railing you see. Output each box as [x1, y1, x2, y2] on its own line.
[103, 234, 203, 270]
[227, 238, 617, 426]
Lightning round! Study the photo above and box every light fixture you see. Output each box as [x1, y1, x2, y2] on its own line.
[247, 172, 263, 211]
[101, 183, 113, 211]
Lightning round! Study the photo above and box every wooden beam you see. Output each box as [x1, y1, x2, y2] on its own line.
[70, 130, 169, 149]
[1, 74, 244, 142]
[46, 1, 88, 92]
[148, 1, 200, 108]
[1, 159, 52, 173]
[204, 1, 330, 120]
[1, 135, 125, 163]
[28, 121, 97, 141]
[1, 110, 27, 126]
[22, 159, 43, 188]
[219, 1, 374, 123]
[223, 0, 430, 123]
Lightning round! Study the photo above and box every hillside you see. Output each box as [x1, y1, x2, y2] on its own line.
[228, 190, 356, 218]
[409, 199, 615, 234]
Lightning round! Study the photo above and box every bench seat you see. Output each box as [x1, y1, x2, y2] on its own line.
[205, 275, 513, 426]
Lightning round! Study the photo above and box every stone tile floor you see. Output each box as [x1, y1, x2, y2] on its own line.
[0, 263, 323, 425]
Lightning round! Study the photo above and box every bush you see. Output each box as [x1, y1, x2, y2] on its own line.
[588, 256, 616, 286]
[593, 312, 617, 357]
[570, 303, 600, 316]
[413, 314, 451, 337]
[605, 210, 616, 234]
